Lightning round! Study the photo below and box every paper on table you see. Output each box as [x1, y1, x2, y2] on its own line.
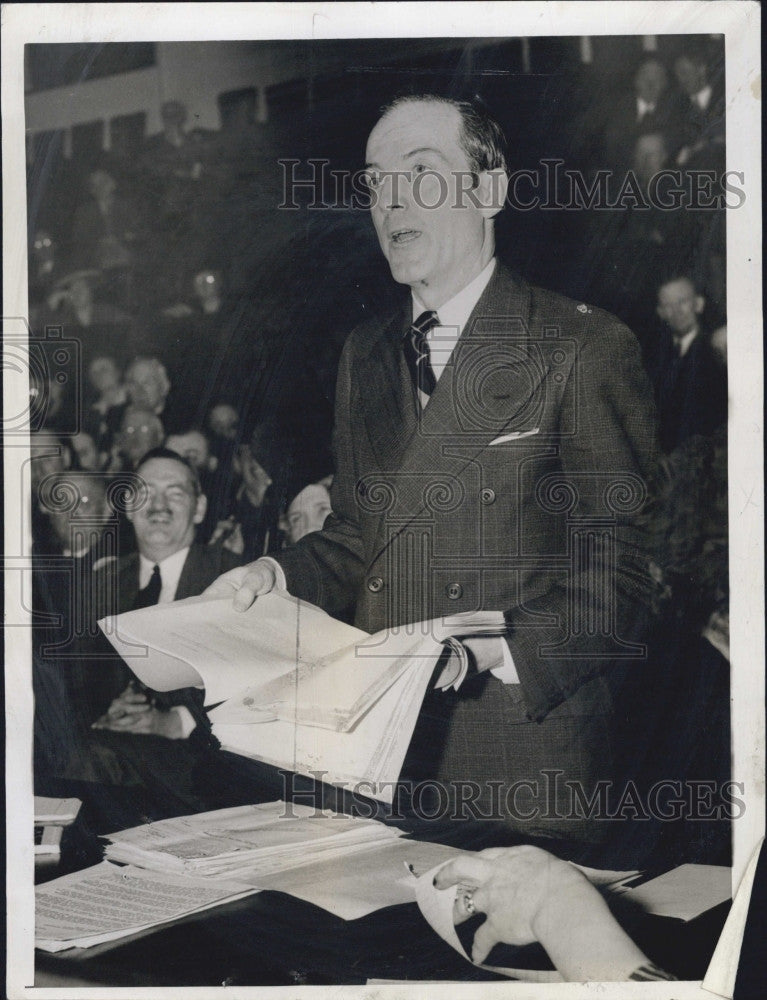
[211, 648, 434, 803]
[35, 861, 259, 952]
[626, 864, 731, 921]
[252, 838, 463, 920]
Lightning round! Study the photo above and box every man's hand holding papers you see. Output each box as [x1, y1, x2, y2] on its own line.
[98, 592, 507, 802]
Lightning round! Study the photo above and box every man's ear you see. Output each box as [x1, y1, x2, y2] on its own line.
[193, 493, 208, 525]
[208, 455, 218, 473]
[694, 294, 705, 315]
[475, 169, 509, 219]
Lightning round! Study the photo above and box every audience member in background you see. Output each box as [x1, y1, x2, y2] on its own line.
[110, 405, 165, 470]
[64, 448, 243, 821]
[601, 55, 683, 170]
[40, 269, 133, 372]
[673, 46, 725, 166]
[710, 324, 727, 366]
[28, 228, 59, 313]
[166, 427, 228, 542]
[436, 847, 673, 982]
[647, 274, 727, 452]
[207, 402, 239, 461]
[280, 479, 333, 546]
[32, 471, 118, 788]
[209, 433, 282, 560]
[70, 431, 100, 471]
[84, 355, 127, 456]
[71, 164, 144, 307]
[122, 355, 184, 430]
[208, 419, 323, 560]
[30, 431, 74, 554]
[140, 101, 213, 302]
[579, 131, 678, 340]
[31, 370, 73, 436]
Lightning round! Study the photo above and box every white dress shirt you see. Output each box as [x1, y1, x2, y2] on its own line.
[692, 85, 712, 111]
[411, 257, 496, 406]
[636, 97, 656, 120]
[675, 327, 700, 358]
[138, 546, 197, 736]
[138, 546, 190, 604]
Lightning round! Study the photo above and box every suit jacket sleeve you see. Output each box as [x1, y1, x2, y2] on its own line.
[504, 319, 660, 721]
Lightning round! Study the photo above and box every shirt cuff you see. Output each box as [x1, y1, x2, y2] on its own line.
[490, 636, 520, 684]
[171, 705, 197, 738]
[259, 556, 287, 591]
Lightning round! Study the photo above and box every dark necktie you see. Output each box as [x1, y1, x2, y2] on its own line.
[133, 563, 161, 609]
[404, 310, 440, 397]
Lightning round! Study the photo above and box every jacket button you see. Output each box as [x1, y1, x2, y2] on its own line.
[480, 487, 496, 505]
[446, 582, 463, 600]
[367, 576, 384, 593]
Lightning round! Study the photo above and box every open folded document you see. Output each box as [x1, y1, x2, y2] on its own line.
[99, 591, 506, 802]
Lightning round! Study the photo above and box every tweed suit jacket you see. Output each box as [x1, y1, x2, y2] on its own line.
[278, 263, 660, 839]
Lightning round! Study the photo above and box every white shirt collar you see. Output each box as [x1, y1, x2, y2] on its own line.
[411, 258, 496, 384]
[674, 327, 700, 358]
[693, 85, 712, 110]
[138, 545, 190, 603]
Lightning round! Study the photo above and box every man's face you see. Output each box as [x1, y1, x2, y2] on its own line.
[674, 56, 707, 96]
[365, 102, 494, 307]
[118, 407, 164, 466]
[45, 474, 110, 549]
[166, 431, 211, 471]
[208, 404, 238, 440]
[128, 457, 205, 559]
[88, 356, 120, 394]
[281, 483, 332, 545]
[635, 61, 667, 104]
[657, 279, 704, 337]
[71, 432, 99, 470]
[126, 362, 168, 412]
[89, 170, 116, 200]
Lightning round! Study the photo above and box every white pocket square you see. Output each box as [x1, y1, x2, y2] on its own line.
[489, 428, 541, 445]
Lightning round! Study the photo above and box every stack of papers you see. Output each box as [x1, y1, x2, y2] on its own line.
[103, 801, 404, 881]
[35, 801, 462, 949]
[35, 862, 259, 952]
[100, 591, 507, 803]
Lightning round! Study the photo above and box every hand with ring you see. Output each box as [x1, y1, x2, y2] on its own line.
[435, 845, 648, 979]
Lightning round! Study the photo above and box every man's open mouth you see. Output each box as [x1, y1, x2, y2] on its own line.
[390, 229, 421, 245]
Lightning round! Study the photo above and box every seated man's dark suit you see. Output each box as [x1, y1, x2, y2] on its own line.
[275, 262, 660, 847]
[59, 542, 243, 823]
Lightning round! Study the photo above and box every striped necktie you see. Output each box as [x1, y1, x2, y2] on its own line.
[404, 310, 440, 397]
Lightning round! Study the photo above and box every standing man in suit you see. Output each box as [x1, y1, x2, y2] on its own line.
[647, 274, 727, 453]
[209, 96, 659, 848]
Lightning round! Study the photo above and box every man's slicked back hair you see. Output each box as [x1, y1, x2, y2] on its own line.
[379, 94, 508, 174]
